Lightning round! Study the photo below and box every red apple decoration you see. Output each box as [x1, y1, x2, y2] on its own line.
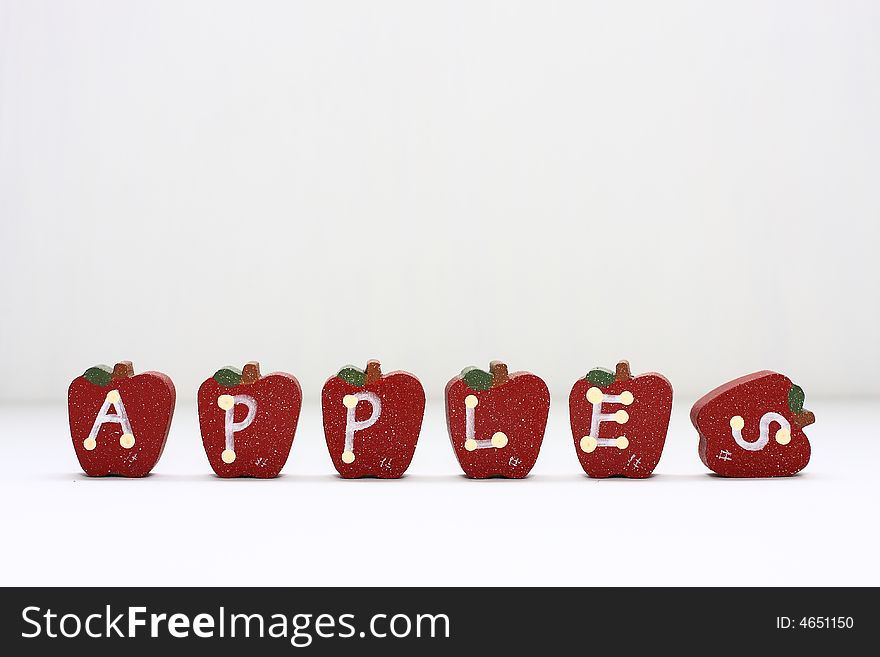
[569, 360, 673, 478]
[445, 361, 549, 478]
[198, 362, 302, 478]
[68, 361, 176, 477]
[322, 360, 425, 478]
[691, 370, 816, 477]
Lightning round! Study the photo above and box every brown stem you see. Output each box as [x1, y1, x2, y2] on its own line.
[364, 360, 382, 384]
[490, 361, 509, 387]
[112, 361, 134, 379]
[795, 410, 816, 428]
[240, 362, 261, 385]
[615, 360, 632, 382]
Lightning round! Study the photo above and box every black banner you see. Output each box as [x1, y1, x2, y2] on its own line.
[0, 587, 871, 653]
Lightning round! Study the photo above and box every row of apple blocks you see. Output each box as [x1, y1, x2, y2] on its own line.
[68, 359, 816, 479]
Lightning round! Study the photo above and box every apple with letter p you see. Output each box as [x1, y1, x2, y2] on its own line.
[198, 361, 302, 478]
[321, 359, 425, 478]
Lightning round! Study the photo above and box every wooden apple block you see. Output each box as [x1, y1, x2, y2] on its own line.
[322, 360, 425, 478]
[691, 371, 815, 477]
[569, 360, 673, 478]
[198, 362, 302, 478]
[68, 361, 176, 477]
[445, 361, 550, 478]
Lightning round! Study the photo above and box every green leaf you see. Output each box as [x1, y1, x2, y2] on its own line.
[788, 384, 805, 414]
[585, 367, 616, 388]
[337, 366, 366, 387]
[461, 367, 493, 391]
[83, 365, 112, 387]
[213, 366, 242, 387]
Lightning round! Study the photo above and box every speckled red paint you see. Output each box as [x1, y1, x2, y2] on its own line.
[569, 363, 673, 478]
[446, 366, 549, 479]
[322, 362, 425, 478]
[68, 364, 176, 477]
[198, 366, 301, 478]
[692, 371, 814, 477]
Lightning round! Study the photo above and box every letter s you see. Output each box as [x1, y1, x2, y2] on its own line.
[22, 606, 41, 638]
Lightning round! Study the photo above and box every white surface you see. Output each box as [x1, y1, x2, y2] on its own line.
[2, 1, 880, 401]
[1, 400, 878, 587]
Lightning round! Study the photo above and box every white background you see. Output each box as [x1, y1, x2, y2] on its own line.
[1, 0, 879, 400]
[1, 1, 878, 587]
